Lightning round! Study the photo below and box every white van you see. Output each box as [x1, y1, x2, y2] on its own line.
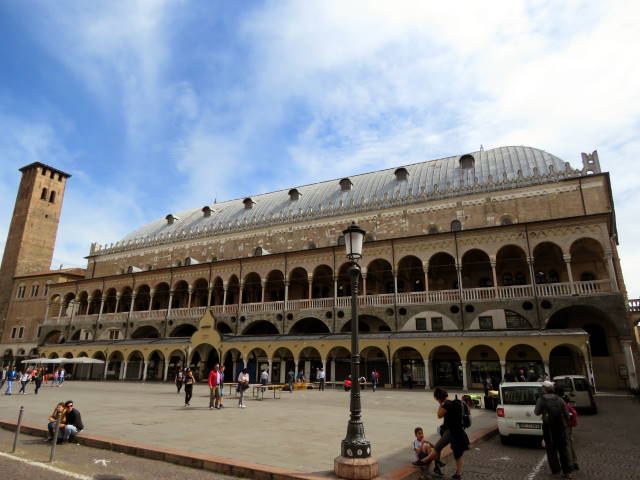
[552, 375, 598, 414]
[496, 382, 543, 444]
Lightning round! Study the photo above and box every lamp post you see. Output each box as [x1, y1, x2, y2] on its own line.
[334, 222, 379, 480]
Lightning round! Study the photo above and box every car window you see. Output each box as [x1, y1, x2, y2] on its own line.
[555, 378, 573, 392]
[501, 386, 542, 405]
[573, 378, 590, 391]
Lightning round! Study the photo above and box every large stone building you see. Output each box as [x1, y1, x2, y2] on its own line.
[1, 146, 638, 391]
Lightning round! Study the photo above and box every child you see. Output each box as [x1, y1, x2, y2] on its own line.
[412, 427, 434, 469]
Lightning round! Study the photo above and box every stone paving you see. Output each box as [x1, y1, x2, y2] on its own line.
[0, 381, 496, 474]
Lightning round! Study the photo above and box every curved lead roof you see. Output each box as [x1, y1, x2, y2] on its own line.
[111, 146, 579, 251]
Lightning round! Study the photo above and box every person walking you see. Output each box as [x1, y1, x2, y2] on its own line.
[370, 370, 378, 392]
[59, 368, 66, 385]
[34, 367, 44, 395]
[19, 369, 30, 394]
[287, 369, 295, 393]
[4, 366, 17, 395]
[535, 381, 572, 478]
[556, 386, 579, 472]
[260, 368, 269, 386]
[175, 369, 184, 393]
[52, 368, 59, 386]
[207, 364, 223, 410]
[237, 368, 250, 408]
[317, 367, 326, 391]
[183, 368, 195, 406]
[421, 388, 469, 479]
[219, 365, 226, 408]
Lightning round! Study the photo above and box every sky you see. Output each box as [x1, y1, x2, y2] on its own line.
[0, 1, 639, 295]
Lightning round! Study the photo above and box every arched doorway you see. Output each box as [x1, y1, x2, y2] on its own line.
[223, 348, 243, 381]
[288, 267, 309, 300]
[467, 345, 500, 389]
[299, 346, 322, 382]
[327, 346, 351, 382]
[126, 351, 145, 380]
[131, 325, 160, 339]
[505, 344, 543, 381]
[247, 348, 269, 383]
[361, 346, 388, 385]
[461, 249, 493, 288]
[106, 351, 124, 380]
[549, 344, 586, 378]
[312, 265, 333, 299]
[366, 259, 394, 295]
[428, 253, 458, 290]
[289, 317, 330, 335]
[167, 350, 186, 380]
[192, 278, 209, 307]
[170, 324, 198, 337]
[496, 245, 530, 286]
[242, 320, 279, 335]
[272, 347, 295, 384]
[90, 351, 105, 380]
[397, 256, 425, 293]
[147, 350, 165, 381]
[191, 344, 220, 380]
[242, 273, 262, 304]
[172, 281, 189, 309]
[533, 242, 565, 284]
[264, 270, 285, 301]
[341, 315, 391, 333]
[394, 347, 425, 388]
[430, 346, 461, 388]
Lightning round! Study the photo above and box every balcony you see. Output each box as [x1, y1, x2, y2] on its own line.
[47, 279, 614, 324]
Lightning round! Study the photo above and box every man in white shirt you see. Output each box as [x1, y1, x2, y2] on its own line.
[260, 369, 269, 386]
[317, 367, 326, 391]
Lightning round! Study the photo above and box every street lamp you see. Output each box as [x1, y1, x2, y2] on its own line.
[334, 222, 379, 480]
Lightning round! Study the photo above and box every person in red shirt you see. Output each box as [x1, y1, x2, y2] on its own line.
[207, 364, 223, 409]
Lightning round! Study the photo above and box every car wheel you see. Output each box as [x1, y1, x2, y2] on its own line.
[500, 434, 511, 445]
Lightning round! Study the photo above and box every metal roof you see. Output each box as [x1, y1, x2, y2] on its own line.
[95, 146, 582, 255]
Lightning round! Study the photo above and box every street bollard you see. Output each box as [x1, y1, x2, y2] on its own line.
[11, 406, 24, 453]
[49, 410, 62, 463]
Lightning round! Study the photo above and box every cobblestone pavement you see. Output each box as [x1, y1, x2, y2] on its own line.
[0, 427, 239, 480]
[440, 394, 640, 480]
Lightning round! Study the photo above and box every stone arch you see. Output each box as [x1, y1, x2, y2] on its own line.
[429, 346, 462, 388]
[461, 249, 492, 288]
[44, 330, 64, 344]
[337, 262, 363, 297]
[191, 343, 220, 379]
[119, 286, 133, 312]
[151, 282, 170, 310]
[131, 325, 161, 339]
[505, 344, 543, 381]
[216, 320, 233, 334]
[242, 272, 262, 304]
[272, 347, 295, 383]
[242, 320, 280, 335]
[192, 278, 209, 307]
[167, 349, 186, 379]
[288, 267, 309, 301]
[106, 350, 124, 380]
[170, 323, 198, 337]
[49, 351, 59, 359]
[366, 258, 394, 295]
[134, 284, 151, 311]
[361, 346, 389, 385]
[62, 292, 75, 317]
[327, 346, 351, 382]
[549, 344, 586, 378]
[227, 275, 240, 305]
[103, 288, 118, 313]
[312, 264, 333, 299]
[172, 280, 189, 309]
[394, 347, 425, 388]
[428, 252, 457, 290]
[223, 348, 243, 380]
[88, 289, 102, 315]
[496, 244, 530, 286]
[265, 270, 285, 302]
[397, 255, 425, 293]
[211, 277, 225, 305]
[49, 294, 62, 317]
[289, 317, 331, 334]
[245, 347, 269, 382]
[126, 350, 145, 380]
[466, 344, 500, 389]
[340, 315, 391, 333]
[146, 350, 165, 381]
[299, 346, 322, 382]
[569, 237, 608, 282]
[533, 242, 566, 284]
[77, 291, 89, 315]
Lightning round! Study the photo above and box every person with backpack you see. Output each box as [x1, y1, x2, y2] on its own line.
[534, 381, 572, 478]
[420, 387, 470, 479]
[4, 366, 17, 395]
[555, 386, 579, 472]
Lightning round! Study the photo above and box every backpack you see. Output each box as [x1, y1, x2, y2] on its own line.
[453, 395, 472, 429]
[566, 403, 578, 427]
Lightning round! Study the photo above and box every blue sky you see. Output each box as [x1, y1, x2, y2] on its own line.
[1, 1, 640, 294]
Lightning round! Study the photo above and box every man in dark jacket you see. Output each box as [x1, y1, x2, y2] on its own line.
[535, 382, 572, 478]
[62, 400, 84, 443]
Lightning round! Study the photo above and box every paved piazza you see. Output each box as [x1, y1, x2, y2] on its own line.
[0, 381, 496, 474]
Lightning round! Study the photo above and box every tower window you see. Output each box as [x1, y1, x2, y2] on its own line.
[50, 170, 55, 179]
[459, 154, 475, 169]
[49, 191, 56, 203]
[41, 188, 48, 200]
[41, 168, 47, 176]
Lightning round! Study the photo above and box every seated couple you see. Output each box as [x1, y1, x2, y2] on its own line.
[47, 400, 84, 444]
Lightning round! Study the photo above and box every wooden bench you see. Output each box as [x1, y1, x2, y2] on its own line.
[252, 384, 283, 400]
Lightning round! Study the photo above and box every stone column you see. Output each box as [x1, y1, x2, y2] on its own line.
[85, 297, 92, 316]
[304, 360, 310, 381]
[605, 253, 619, 291]
[456, 264, 463, 290]
[333, 275, 338, 301]
[207, 286, 213, 307]
[294, 360, 299, 381]
[393, 270, 399, 297]
[44, 302, 51, 323]
[238, 284, 244, 309]
[563, 254, 575, 294]
[543, 360, 551, 380]
[103, 358, 109, 380]
[121, 361, 128, 380]
[622, 340, 639, 390]
[461, 360, 468, 391]
[330, 359, 336, 382]
[222, 284, 228, 312]
[423, 264, 429, 292]
[284, 280, 290, 309]
[261, 280, 267, 303]
[527, 256, 536, 291]
[307, 274, 313, 300]
[114, 294, 120, 314]
[423, 359, 430, 391]
[500, 360, 506, 381]
[163, 361, 169, 382]
[490, 259, 499, 298]
[142, 361, 149, 382]
[167, 291, 175, 313]
[280, 360, 286, 383]
[362, 272, 367, 296]
[57, 300, 64, 323]
[137, 360, 144, 380]
[187, 287, 193, 308]
[267, 359, 273, 383]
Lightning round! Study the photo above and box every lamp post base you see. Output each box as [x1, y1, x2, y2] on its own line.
[334, 456, 379, 480]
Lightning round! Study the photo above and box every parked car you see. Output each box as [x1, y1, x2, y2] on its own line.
[497, 382, 543, 444]
[552, 375, 598, 414]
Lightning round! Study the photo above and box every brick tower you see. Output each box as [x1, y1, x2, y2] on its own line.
[0, 163, 71, 335]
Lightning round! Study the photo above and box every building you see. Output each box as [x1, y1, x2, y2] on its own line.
[1, 147, 638, 391]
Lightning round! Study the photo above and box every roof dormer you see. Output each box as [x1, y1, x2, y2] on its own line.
[288, 188, 301, 201]
[243, 197, 255, 209]
[339, 178, 353, 191]
[165, 214, 178, 225]
[184, 256, 200, 266]
[459, 154, 475, 170]
[394, 167, 409, 181]
[202, 206, 213, 217]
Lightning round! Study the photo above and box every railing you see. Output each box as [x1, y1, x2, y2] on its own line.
[360, 293, 395, 307]
[168, 306, 208, 318]
[629, 298, 640, 313]
[73, 314, 99, 323]
[426, 289, 460, 303]
[129, 310, 166, 320]
[498, 285, 534, 299]
[461, 287, 496, 301]
[535, 282, 573, 297]
[286, 298, 334, 310]
[573, 279, 610, 295]
[100, 312, 129, 322]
